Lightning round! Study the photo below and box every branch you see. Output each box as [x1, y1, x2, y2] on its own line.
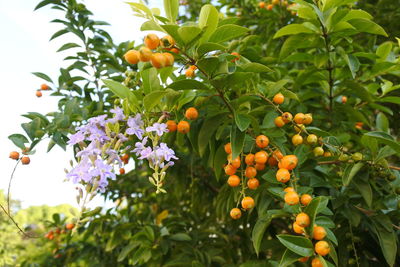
[7, 159, 21, 213]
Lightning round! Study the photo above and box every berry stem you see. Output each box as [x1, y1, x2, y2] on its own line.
[7, 158, 21, 214]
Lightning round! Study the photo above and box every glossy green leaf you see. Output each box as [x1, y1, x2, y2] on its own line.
[103, 79, 138, 109]
[198, 4, 219, 43]
[178, 26, 202, 45]
[234, 113, 251, 132]
[197, 42, 226, 56]
[279, 249, 303, 267]
[342, 163, 364, 186]
[276, 235, 313, 257]
[209, 24, 249, 43]
[32, 72, 53, 83]
[168, 79, 209, 90]
[348, 18, 388, 36]
[364, 131, 400, 153]
[163, 0, 179, 22]
[8, 134, 29, 150]
[273, 24, 314, 39]
[169, 233, 192, 241]
[198, 114, 225, 156]
[143, 90, 167, 111]
[230, 125, 245, 159]
[238, 63, 272, 73]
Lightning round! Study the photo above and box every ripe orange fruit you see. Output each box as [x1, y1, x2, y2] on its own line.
[284, 191, 299, 205]
[311, 258, 323, 267]
[307, 134, 318, 144]
[225, 164, 237, 176]
[293, 124, 305, 133]
[323, 151, 332, 157]
[231, 52, 240, 62]
[124, 49, 140, 64]
[267, 4, 273, 10]
[284, 187, 294, 193]
[254, 150, 268, 164]
[313, 226, 327, 240]
[279, 155, 298, 170]
[40, 84, 50, 90]
[185, 68, 195, 78]
[121, 154, 129, 162]
[276, 168, 290, 183]
[185, 107, 199, 120]
[259, 2, 265, 8]
[177, 121, 190, 134]
[119, 168, 125, 175]
[144, 33, 160, 49]
[342, 96, 348, 104]
[300, 194, 312, 206]
[224, 143, 232, 154]
[293, 222, 304, 234]
[355, 122, 363, 130]
[163, 52, 174, 66]
[282, 112, 293, 123]
[231, 156, 241, 168]
[189, 65, 197, 70]
[227, 175, 240, 187]
[65, 223, 75, 230]
[21, 156, 30, 165]
[255, 163, 266, 171]
[296, 212, 310, 227]
[255, 135, 269, 148]
[245, 166, 257, 178]
[274, 150, 284, 159]
[166, 120, 177, 132]
[241, 196, 255, 209]
[299, 257, 309, 263]
[294, 113, 305, 124]
[230, 208, 242, 219]
[315, 240, 330, 256]
[245, 153, 255, 165]
[303, 113, 313, 125]
[273, 93, 284, 104]
[160, 35, 175, 48]
[170, 47, 180, 54]
[9, 151, 20, 160]
[292, 134, 303, 146]
[313, 147, 324, 156]
[274, 116, 285, 127]
[150, 53, 167, 69]
[247, 178, 260, 190]
[36, 90, 42, 97]
[139, 46, 152, 62]
[268, 156, 278, 166]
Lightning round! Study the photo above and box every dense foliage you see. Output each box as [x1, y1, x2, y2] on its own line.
[4, 0, 400, 266]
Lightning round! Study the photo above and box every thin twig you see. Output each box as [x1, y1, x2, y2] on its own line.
[7, 159, 21, 213]
[0, 203, 36, 238]
[349, 222, 360, 267]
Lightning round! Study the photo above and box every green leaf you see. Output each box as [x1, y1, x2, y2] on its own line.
[117, 241, 140, 262]
[234, 113, 251, 132]
[198, 114, 225, 156]
[103, 80, 138, 109]
[209, 24, 249, 43]
[376, 112, 389, 133]
[342, 163, 364, 186]
[169, 233, 192, 241]
[143, 90, 168, 111]
[323, 0, 356, 11]
[273, 24, 314, 39]
[197, 42, 226, 56]
[344, 54, 360, 78]
[348, 18, 388, 36]
[378, 96, 400, 105]
[372, 216, 397, 267]
[163, 0, 179, 22]
[342, 9, 372, 21]
[57, 42, 80, 52]
[32, 72, 53, 83]
[168, 79, 209, 90]
[353, 177, 372, 208]
[276, 235, 313, 257]
[304, 196, 322, 233]
[376, 42, 392, 60]
[279, 249, 304, 267]
[178, 26, 202, 45]
[230, 125, 245, 159]
[8, 134, 29, 150]
[238, 63, 272, 73]
[364, 131, 400, 154]
[141, 68, 160, 93]
[198, 4, 219, 43]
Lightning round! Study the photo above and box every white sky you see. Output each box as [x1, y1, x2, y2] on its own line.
[0, 0, 162, 209]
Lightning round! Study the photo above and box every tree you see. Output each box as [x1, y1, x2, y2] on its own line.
[5, 0, 400, 266]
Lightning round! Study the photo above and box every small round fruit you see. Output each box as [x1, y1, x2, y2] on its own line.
[313, 147, 324, 157]
[21, 156, 30, 165]
[307, 134, 318, 144]
[323, 151, 332, 157]
[293, 222, 304, 234]
[247, 178, 260, 190]
[276, 168, 290, 183]
[313, 226, 327, 240]
[164, 52, 174, 66]
[225, 164, 237, 176]
[272, 0, 280, 4]
[303, 113, 313, 125]
[255, 163, 266, 171]
[230, 208, 242, 219]
[273, 93, 284, 104]
[315, 240, 330, 256]
[227, 175, 240, 187]
[296, 212, 310, 227]
[311, 258, 323, 267]
[294, 113, 305, 124]
[40, 84, 49, 90]
[224, 143, 232, 154]
[170, 47, 180, 54]
[284, 191, 299, 205]
[189, 65, 197, 70]
[185, 107, 199, 120]
[274, 116, 285, 127]
[274, 150, 284, 159]
[231, 52, 240, 62]
[144, 33, 160, 49]
[282, 112, 293, 123]
[150, 53, 167, 69]
[185, 68, 195, 78]
[166, 120, 177, 132]
[245, 153, 255, 165]
[66, 223, 75, 230]
[9, 151, 20, 160]
[300, 194, 312, 206]
[160, 35, 175, 48]
[177, 121, 190, 134]
[231, 156, 241, 169]
[299, 257, 309, 263]
[294, 124, 305, 133]
[342, 96, 348, 104]
[241, 196, 255, 209]
[36, 90, 42, 97]
[266, 4, 273, 10]
[259, 2, 265, 9]
[245, 166, 257, 178]
[124, 49, 140, 64]
[292, 134, 303, 146]
[284, 187, 294, 193]
[255, 135, 269, 148]
[352, 152, 363, 161]
[268, 156, 278, 166]
[119, 168, 125, 175]
[338, 153, 349, 162]
[279, 155, 298, 170]
[255, 151, 268, 164]
[139, 47, 153, 62]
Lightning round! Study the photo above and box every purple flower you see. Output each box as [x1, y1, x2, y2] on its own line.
[68, 132, 85, 145]
[146, 123, 168, 136]
[76, 141, 101, 158]
[88, 114, 108, 127]
[132, 137, 149, 155]
[91, 159, 116, 181]
[66, 159, 93, 184]
[108, 107, 125, 123]
[117, 133, 128, 142]
[155, 143, 178, 161]
[87, 127, 109, 143]
[138, 147, 153, 160]
[106, 149, 123, 167]
[126, 114, 144, 139]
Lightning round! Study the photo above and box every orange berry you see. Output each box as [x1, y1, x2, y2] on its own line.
[231, 156, 241, 168]
[231, 52, 240, 62]
[119, 168, 125, 175]
[225, 164, 237, 176]
[323, 151, 332, 157]
[144, 33, 160, 49]
[245, 166, 257, 178]
[40, 84, 50, 90]
[166, 120, 177, 132]
[65, 223, 75, 230]
[273, 93, 284, 104]
[185, 68, 195, 78]
[185, 107, 199, 120]
[274, 150, 284, 159]
[255, 163, 266, 171]
[36, 90, 42, 97]
[189, 65, 197, 70]
[160, 35, 175, 48]
[124, 49, 140, 64]
[267, 4, 273, 10]
[247, 178, 260, 190]
[301, 194, 312, 206]
[313, 226, 327, 240]
[170, 47, 180, 54]
[150, 53, 167, 69]
[278, 155, 298, 170]
[139, 46, 152, 62]
[294, 113, 305, 124]
[230, 208, 242, 219]
[227, 175, 240, 187]
[163, 52, 175, 66]
[245, 153, 255, 165]
[303, 113, 313, 125]
[292, 134, 303, 146]
[276, 168, 290, 183]
[355, 122, 363, 130]
[311, 258, 323, 267]
[284, 187, 294, 193]
[299, 257, 309, 263]
[255, 135, 269, 148]
[21, 156, 30, 165]
[284, 191, 299, 205]
[342, 96, 348, 104]
[259, 2, 265, 8]
[293, 222, 305, 234]
[268, 156, 278, 166]
[177, 121, 190, 134]
[224, 143, 232, 154]
[121, 154, 129, 161]
[9, 151, 20, 160]
[274, 116, 285, 127]
[282, 112, 293, 123]
[254, 150, 268, 164]
[241, 196, 255, 209]
[315, 240, 330, 256]
[296, 212, 310, 227]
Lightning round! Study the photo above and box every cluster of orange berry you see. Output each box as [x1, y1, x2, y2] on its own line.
[259, 0, 289, 11]
[124, 34, 177, 69]
[36, 83, 51, 98]
[166, 107, 199, 134]
[119, 153, 130, 175]
[9, 150, 30, 165]
[44, 223, 75, 240]
[185, 65, 197, 78]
